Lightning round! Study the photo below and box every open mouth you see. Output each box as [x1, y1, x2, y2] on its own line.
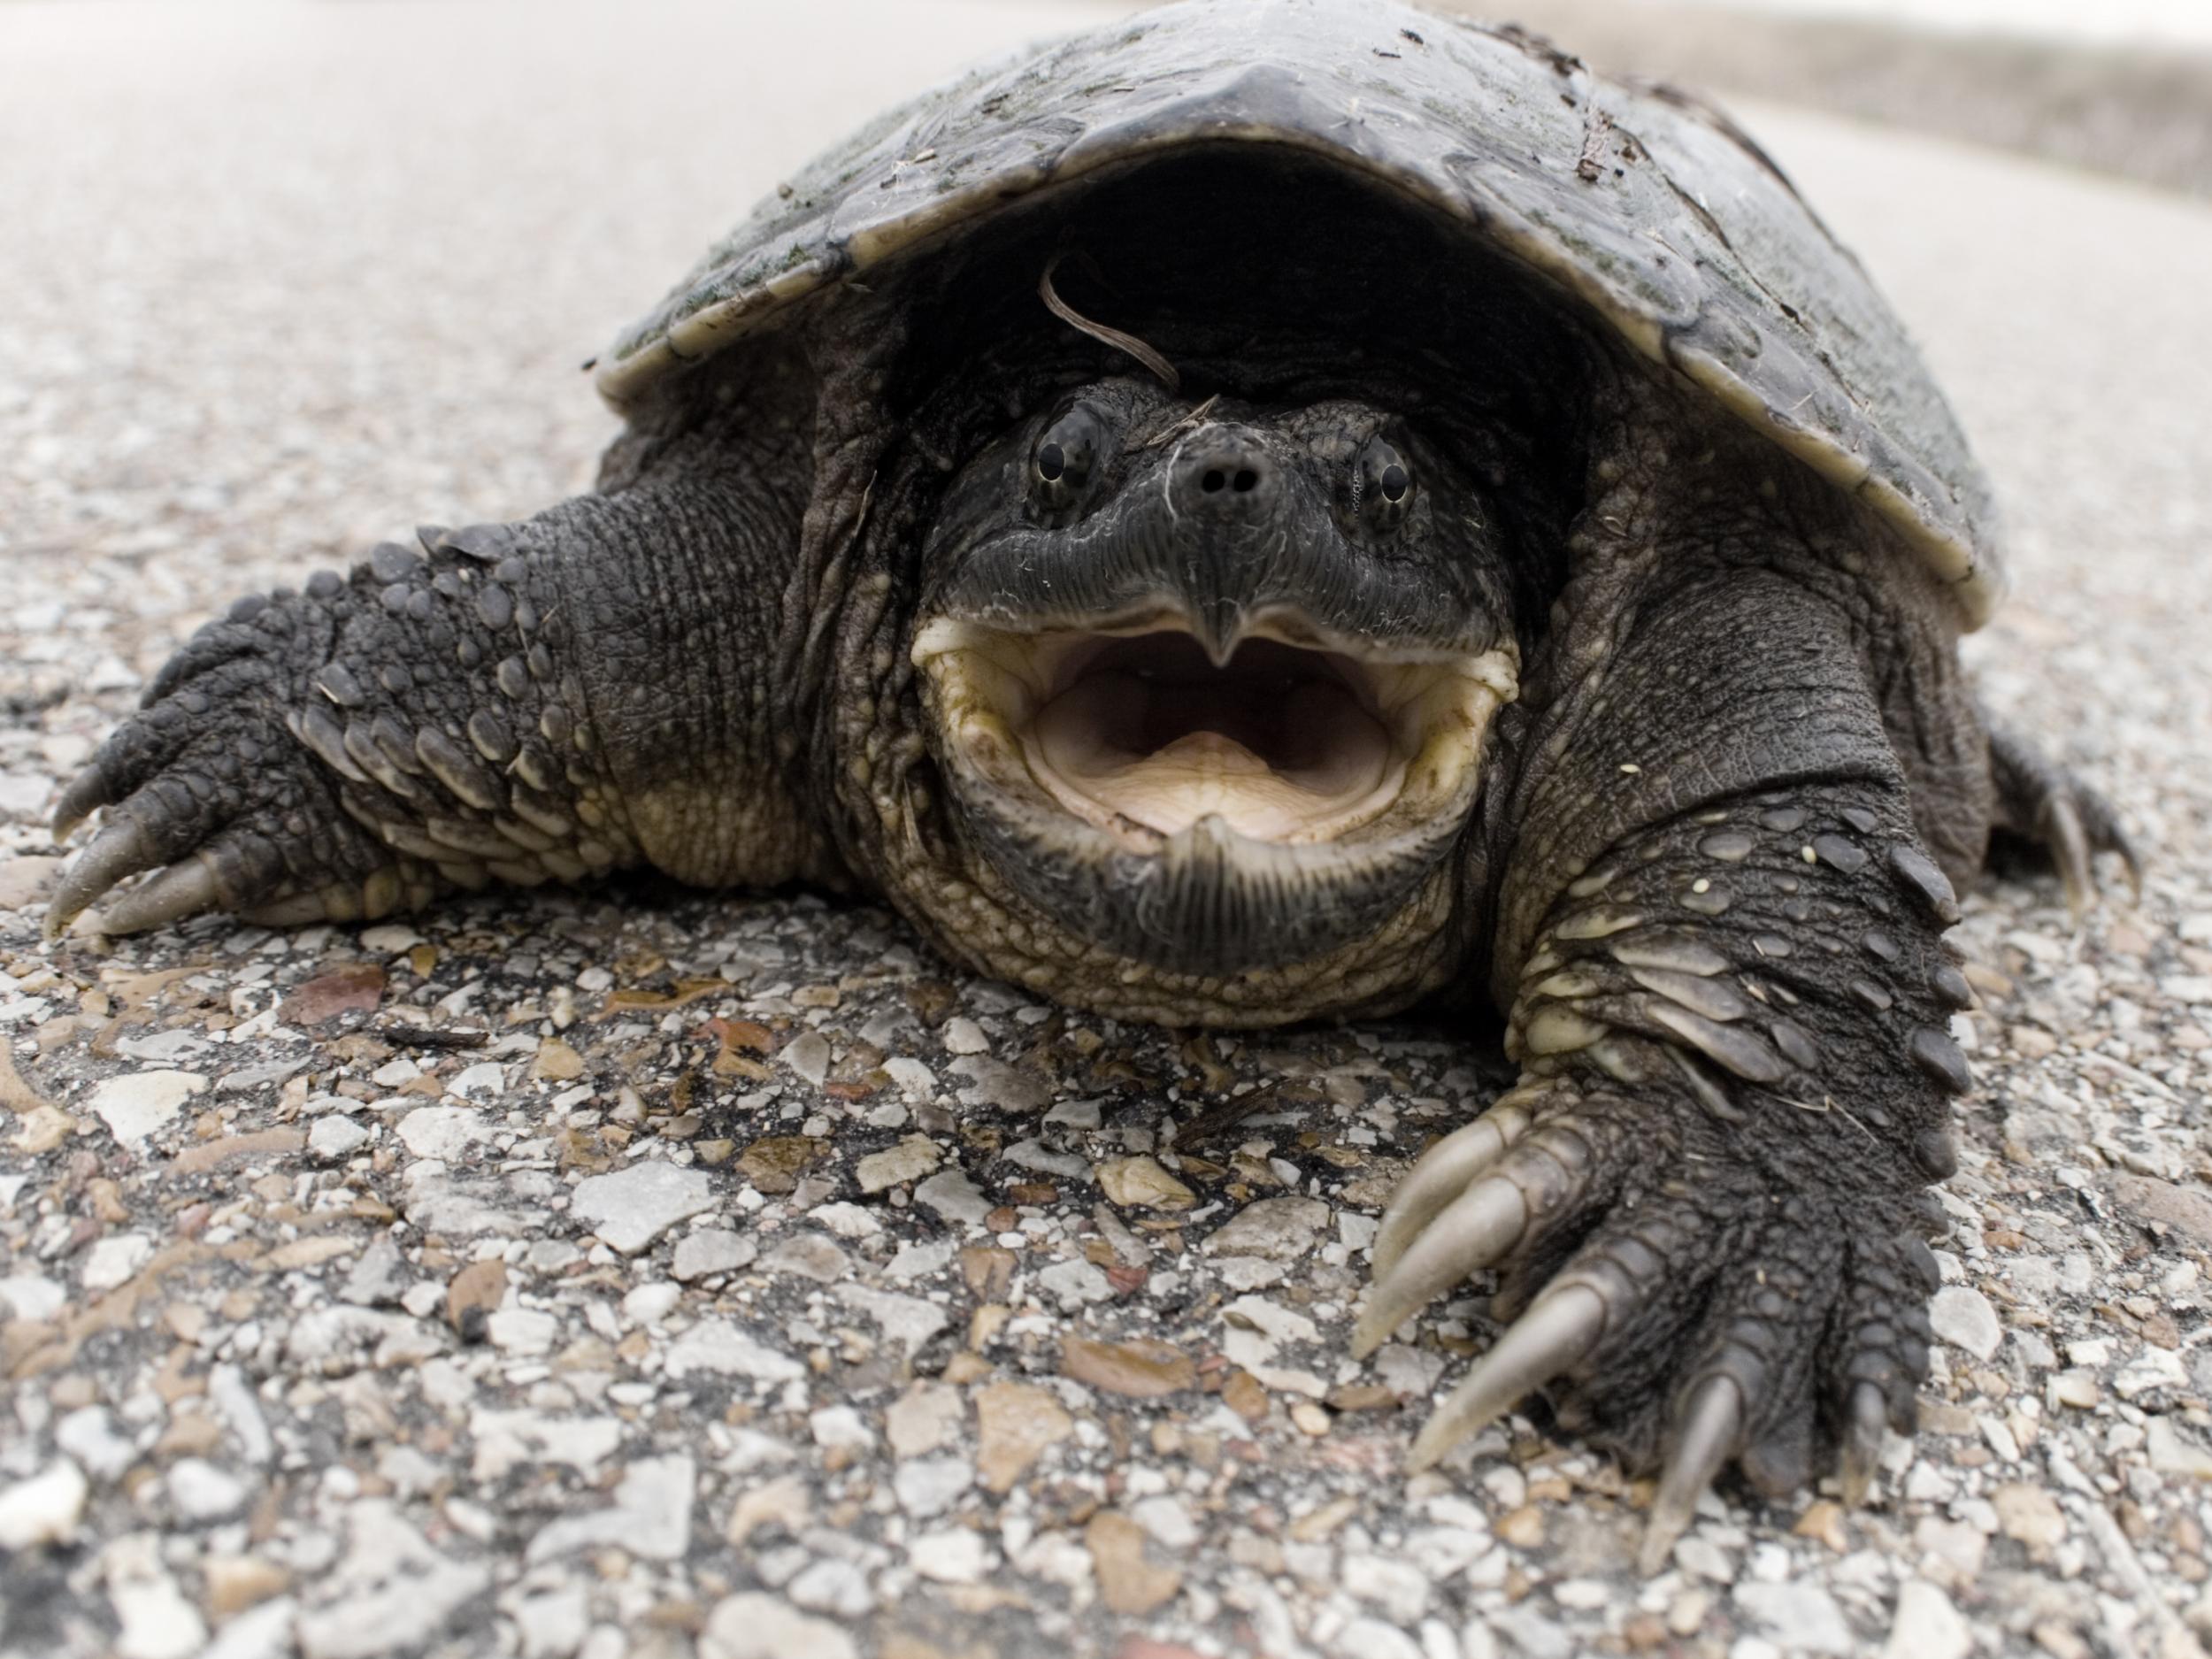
[912, 611, 1519, 855]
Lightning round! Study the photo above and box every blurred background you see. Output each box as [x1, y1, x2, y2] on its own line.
[1462, 0, 2212, 200]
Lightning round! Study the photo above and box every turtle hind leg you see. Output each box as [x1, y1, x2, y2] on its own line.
[1984, 720, 2138, 913]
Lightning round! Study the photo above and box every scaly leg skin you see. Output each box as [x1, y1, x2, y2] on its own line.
[1356, 567, 2118, 1573]
[49, 432, 825, 936]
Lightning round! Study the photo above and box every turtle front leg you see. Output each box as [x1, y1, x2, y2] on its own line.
[1355, 569, 2054, 1571]
[50, 454, 826, 935]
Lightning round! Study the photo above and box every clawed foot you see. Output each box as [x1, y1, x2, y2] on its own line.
[1987, 722, 2139, 915]
[46, 595, 427, 937]
[1356, 1079, 1939, 1573]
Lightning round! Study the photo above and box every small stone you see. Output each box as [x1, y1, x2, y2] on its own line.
[856, 1135, 941, 1194]
[167, 1457, 249, 1520]
[0, 1272, 65, 1322]
[0, 1460, 88, 1548]
[1222, 1370, 1268, 1422]
[0, 854, 61, 908]
[664, 1319, 804, 1382]
[309, 1115, 371, 1160]
[780, 1031, 832, 1086]
[1929, 1285, 2002, 1361]
[673, 1228, 757, 1281]
[836, 1283, 949, 1351]
[2114, 1345, 2189, 1399]
[949, 1056, 1049, 1113]
[526, 1455, 695, 1563]
[1734, 1582, 1855, 1655]
[1036, 1257, 1112, 1308]
[763, 1234, 849, 1283]
[445, 1061, 507, 1100]
[445, 1257, 508, 1340]
[885, 1382, 964, 1458]
[488, 1307, 557, 1355]
[203, 1555, 289, 1619]
[725, 1474, 810, 1548]
[1202, 1195, 1330, 1260]
[975, 1380, 1073, 1492]
[2147, 1417, 2212, 1478]
[893, 1455, 974, 1518]
[508, 1583, 590, 1659]
[738, 1135, 827, 1194]
[342, 1236, 410, 1307]
[786, 1557, 873, 1619]
[811, 1202, 882, 1240]
[2108, 1171, 2212, 1248]
[1096, 1156, 1195, 1210]
[810, 1404, 873, 1453]
[1087, 1511, 1181, 1616]
[1289, 1401, 1331, 1436]
[54, 1407, 135, 1482]
[275, 963, 386, 1025]
[1667, 1590, 1711, 1637]
[1881, 1580, 1970, 1659]
[396, 1105, 488, 1161]
[81, 1232, 153, 1293]
[572, 1160, 715, 1254]
[1991, 1482, 2065, 1551]
[1914, 1516, 1985, 1578]
[915, 1168, 990, 1223]
[111, 1567, 207, 1659]
[1063, 1333, 1196, 1396]
[530, 1039, 586, 1080]
[910, 1527, 992, 1584]
[88, 1070, 206, 1143]
[942, 1018, 989, 1055]
[622, 1280, 680, 1325]
[1494, 1506, 1544, 1549]
[2047, 1371, 2100, 1409]
[700, 1593, 857, 1659]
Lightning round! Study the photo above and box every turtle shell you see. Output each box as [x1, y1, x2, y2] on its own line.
[597, 0, 2002, 626]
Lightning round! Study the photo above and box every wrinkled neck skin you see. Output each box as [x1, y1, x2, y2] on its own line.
[816, 359, 1533, 1026]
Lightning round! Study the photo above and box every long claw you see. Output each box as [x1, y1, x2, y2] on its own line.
[1352, 1177, 1528, 1359]
[1371, 1104, 1531, 1280]
[45, 819, 158, 938]
[1839, 1381, 1887, 1507]
[1639, 1374, 1743, 1575]
[2044, 795, 2093, 920]
[1405, 1283, 1606, 1471]
[92, 857, 220, 935]
[51, 766, 117, 846]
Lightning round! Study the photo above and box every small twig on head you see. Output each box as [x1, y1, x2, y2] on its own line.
[1040, 254, 1180, 392]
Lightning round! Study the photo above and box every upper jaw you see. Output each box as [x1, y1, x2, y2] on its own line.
[910, 601, 1519, 970]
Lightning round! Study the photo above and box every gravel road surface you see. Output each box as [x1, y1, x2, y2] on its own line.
[3, 5, 2210, 1659]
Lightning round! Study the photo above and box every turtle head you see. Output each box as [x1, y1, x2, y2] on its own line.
[906, 376, 1519, 1002]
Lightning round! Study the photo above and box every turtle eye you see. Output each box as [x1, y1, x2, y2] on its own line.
[1356, 436, 1413, 528]
[1032, 407, 1102, 512]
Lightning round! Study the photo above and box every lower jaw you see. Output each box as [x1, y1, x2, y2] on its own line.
[954, 788, 1469, 982]
[920, 816, 1470, 1025]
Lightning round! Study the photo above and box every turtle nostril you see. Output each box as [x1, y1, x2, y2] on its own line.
[1201, 468, 1226, 494]
[1233, 468, 1259, 493]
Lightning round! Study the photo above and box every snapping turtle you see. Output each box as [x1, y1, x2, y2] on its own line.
[49, 0, 2129, 1565]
